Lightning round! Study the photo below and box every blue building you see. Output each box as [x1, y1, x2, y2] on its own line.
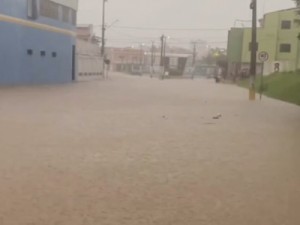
[0, 0, 78, 85]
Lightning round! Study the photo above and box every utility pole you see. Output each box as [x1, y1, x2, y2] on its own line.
[151, 41, 155, 77]
[101, 0, 107, 78]
[191, 41, 197, 67]
[249, 0, 257, 100]
[160, 35, 165, 79]
[191, 41, 198, 79]
[139, 43, 144, 75]
[162, 36, 168, 79]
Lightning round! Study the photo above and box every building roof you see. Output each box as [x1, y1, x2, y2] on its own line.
[144, 52, 191, 58]
[77, 25, 100, 43]
[229, 7, 299, 30]
[263, 7, 298, 17]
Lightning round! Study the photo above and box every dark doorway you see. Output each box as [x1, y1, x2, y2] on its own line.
[72, 45, 76, 81]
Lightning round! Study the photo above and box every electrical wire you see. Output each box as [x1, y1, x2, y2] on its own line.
[94, 25, 228, 31]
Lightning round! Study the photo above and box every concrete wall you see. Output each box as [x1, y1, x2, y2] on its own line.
[0, 0, 76, 85]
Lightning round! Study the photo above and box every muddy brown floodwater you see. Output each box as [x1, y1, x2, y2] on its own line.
[0, 73, 299, 225]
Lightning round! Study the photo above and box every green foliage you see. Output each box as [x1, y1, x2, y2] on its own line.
[294, 0, 300, 7]
[239, 71, 300, 105]
[202, 48, 227, 66]
[293, 0, 300, 16]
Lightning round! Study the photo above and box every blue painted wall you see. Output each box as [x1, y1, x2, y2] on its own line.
[0, 0, 76, 85]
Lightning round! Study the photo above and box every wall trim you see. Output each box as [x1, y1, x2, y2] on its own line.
[0, 13, 76, 37]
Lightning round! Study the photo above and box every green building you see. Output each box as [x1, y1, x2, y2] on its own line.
[228, 8, 300, 77]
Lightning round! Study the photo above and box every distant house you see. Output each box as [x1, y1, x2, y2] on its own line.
[107, 47, 144, 74]
[77, 25, 100, 44]
[106, 46, 192, 76]
[144, 50, 192, 76]
[227, 8, 300, 77]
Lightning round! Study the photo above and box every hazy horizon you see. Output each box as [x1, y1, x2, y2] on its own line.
[77, 0, 295, 49]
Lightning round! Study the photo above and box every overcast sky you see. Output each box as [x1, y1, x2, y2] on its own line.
[78, 0, 295, 49]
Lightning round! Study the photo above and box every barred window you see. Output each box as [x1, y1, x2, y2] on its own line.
[58, 5, 63, 21]
[280, 44, 291, 53]
[281, 20, 291, 30]
[27, 0, 38, 19]
[71, 9, 77, 25]
[62, 5, 70, 23]
[39, 0, 76, 25]
[40, 0, 59, 20]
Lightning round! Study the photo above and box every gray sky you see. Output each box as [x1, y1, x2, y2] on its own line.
[78, 0, 295, 49]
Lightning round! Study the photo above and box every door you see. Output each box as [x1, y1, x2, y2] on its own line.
[72, 45, 76, 81]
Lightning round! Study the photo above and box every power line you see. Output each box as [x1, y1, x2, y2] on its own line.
[107, 40, 227, 45]
[95, 25, 228, 31]
[107, 36, 226, 41]
[114, 26, 228, 31]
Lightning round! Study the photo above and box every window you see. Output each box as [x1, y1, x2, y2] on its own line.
[71, 9, 77, 25]
[40, 0, 50, 17]
[281, 20, 291, 29]
[40, 0, 76, 25]
[27, 49, 33, 55]
[280, 44, 291, 53]
[40, 0, 59, 20]
[62, 5, 70, 23]
[27, 0, 38, 19]
[40, 51, 46, 57]
[58, 5, 63, 21]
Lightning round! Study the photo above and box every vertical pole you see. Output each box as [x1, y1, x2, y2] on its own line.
[160, 35, 165, 79]
[249, 0, 257, 100]
[192, 42, 197, 67]
[163, 37, 167, 79]
[151, 41, 155, 78]
[260, 63, 264, 100]
[101, 0, 106, 78]
[101, 0, 106, 56]
[139, 44, 143, 76]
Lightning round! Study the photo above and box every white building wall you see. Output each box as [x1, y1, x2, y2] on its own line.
[76, 39, 103, 81]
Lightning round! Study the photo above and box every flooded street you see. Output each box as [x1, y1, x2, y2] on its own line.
[0, 73, 299, 225]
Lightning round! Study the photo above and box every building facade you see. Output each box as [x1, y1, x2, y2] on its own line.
[0, 0, 78, 85]
[228, 8, 300, 77]
[107, 46, 191, 76]
[107, 47, 145, 74]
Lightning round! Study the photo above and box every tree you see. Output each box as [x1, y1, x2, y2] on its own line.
[201, 48, 228, 76]
[294, 0, 300, 7]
